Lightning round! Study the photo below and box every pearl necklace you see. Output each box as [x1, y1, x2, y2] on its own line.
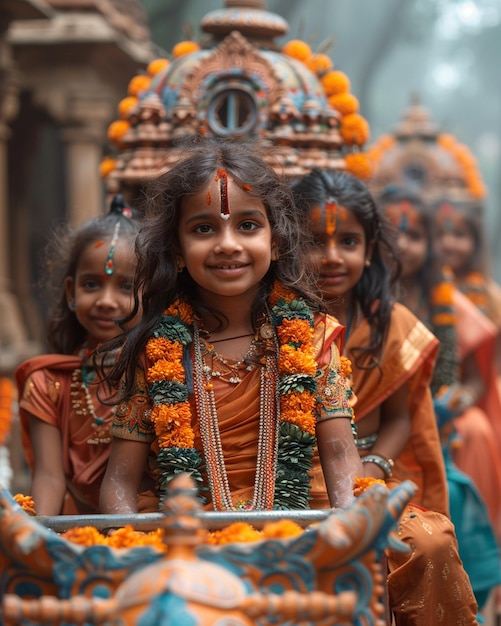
[193, 320, 280, 510]
[70, 364, 112, 445]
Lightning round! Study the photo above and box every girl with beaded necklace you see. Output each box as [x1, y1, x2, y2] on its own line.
[15, 197, 141, 516]
[292, 168, 478, 625]
[100, 138, 362, 516]
[378, 185, 501, 619]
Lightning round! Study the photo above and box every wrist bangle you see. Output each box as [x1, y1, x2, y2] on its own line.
[361, 453, 394, 478]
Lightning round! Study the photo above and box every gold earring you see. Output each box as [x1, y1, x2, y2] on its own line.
[365, 259, 371, 267]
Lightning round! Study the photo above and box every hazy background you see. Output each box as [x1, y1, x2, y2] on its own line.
[142, 0, 501, 279]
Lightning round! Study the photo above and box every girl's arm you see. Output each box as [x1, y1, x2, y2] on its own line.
[317, 417, 364, 508]
[99, 437, 150, 514]
[28, 416, 66, 516]
[366, 382, 412, 479]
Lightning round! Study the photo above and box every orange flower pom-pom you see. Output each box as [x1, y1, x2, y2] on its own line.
[307, 53, 333, 76]
[14, 494, 36, 516]
[117, 96, 139, 120]
[172, 41, 200, 58]
[147, 58, 170, 77]
[321, 70, 351, 96]
[340, 113, 370, 146]
[344, 152, 373, 181]
[353, 476, 386, 497]
[99, 157, 117, 179]
[282, 39, 313, 63]
[107, 120, 131, 146]
[328, 93, 359, 116]
[127, 74, 151, 97]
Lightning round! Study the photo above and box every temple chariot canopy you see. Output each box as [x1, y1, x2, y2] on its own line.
[101, 0, 371, 203]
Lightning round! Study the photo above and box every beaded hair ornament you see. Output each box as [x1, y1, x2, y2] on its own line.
[102, 194, 135, 275]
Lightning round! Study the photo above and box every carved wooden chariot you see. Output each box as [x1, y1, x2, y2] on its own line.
[0, 474, 415, 626]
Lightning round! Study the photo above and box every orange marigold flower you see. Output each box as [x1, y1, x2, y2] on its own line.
[146, 337, 183, 362]
[340, 113, 370, 146]
[106, 526, 166, 551]
[147, 58, 170, 77]
[344, 152, 373, 181]
[282, 39, 312, 63]
[172, 41, 200, 58]
[353, 476, 386, 497]
[268, 283, 294, 307]
[207, 522, 262, 545]
[147, 358, 185, 383]
[281, 392, 317, 435]
[14, 493, 36, 516]
[127, 74, 151, 97]
[328, 93, 359, 116]
[107, 120, 131, 146]
[117, 96, 139, 120]
[340, 356, 352, 378]
[431, 282, 454, 307]
[276, 318, 313, 345]
[306, 53, 333, 76]
[263, 519, 304, 539]
[61, 526, 106, 546]
[321, 70, 350, 96]
[164, 300, 193, 324]
[99, 157, 117, 179]
[279, 344, 317, 376]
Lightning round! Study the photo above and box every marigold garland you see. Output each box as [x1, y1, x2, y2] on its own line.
[437, 134, 487, 199]
[145, 283, 321, 510]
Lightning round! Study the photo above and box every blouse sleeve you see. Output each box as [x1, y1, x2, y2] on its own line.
[313, 313, 357, 423]
[111, 367, 155, 443]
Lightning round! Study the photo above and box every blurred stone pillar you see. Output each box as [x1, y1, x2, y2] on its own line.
[61, 123, 106, 226]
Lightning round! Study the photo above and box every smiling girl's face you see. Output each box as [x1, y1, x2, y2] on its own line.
[309, 203, 370, 304]
[177, 175, 278, 307]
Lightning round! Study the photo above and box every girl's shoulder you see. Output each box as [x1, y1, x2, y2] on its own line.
[387, 302, 438, 347]
[15, 354, 82, 388]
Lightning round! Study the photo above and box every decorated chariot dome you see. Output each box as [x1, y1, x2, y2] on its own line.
[367, 94, 486, 205]
[101, 0, 371, 202]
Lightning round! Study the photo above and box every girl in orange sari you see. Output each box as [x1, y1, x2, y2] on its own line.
[377, 186, 501, 618]
[15, 197, 141, 515]
[293, 168, 478, 626]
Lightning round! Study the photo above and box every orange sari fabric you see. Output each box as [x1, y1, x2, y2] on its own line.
[347, 303, 448, 516]
[15, 354, 114, 515]
[453, 288, 501, 535]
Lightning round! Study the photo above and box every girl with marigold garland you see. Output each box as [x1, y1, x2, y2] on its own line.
[15, 197, 141, 516]
[292, 169, 478, 626]
[434, 198, 501, 482]
[100, 139, 362, 517]
[378, 186, 501, 620]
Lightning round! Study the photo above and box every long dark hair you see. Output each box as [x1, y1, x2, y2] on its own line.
[107, 137, 323, 395]
[292, 168, 400, 368]
[42, 195, 140, 354]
